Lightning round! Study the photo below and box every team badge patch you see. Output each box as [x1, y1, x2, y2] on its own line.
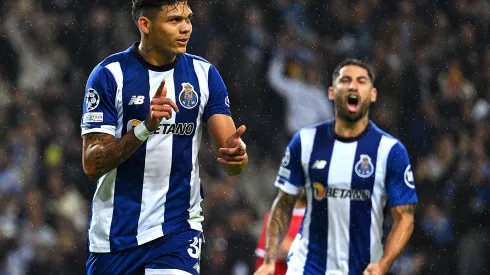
[355, 154, 374, 178]
[85, 88, 100, 111]
[179, 83, 199, 109]
[281, 147, 290, 167]
[404, 165, 415, 188]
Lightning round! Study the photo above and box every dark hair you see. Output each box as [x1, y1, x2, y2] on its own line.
[131, 0, 187, 23]
[332, 59, 376, 84]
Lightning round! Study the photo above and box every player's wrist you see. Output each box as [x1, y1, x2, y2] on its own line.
[378, 258, 392, 273]
[134, 122, 152, 141]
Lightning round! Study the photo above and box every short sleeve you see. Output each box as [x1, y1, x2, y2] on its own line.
[275, 132, 305, 195]
[80, 66, 118, 136]
[203, 65, 232, 122]
[385, 142, 418, 207]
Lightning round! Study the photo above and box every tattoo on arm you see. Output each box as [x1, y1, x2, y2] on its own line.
[400, 204, 416, 214]
[83, 131, 144, 180]
[264, 190, 297, 264]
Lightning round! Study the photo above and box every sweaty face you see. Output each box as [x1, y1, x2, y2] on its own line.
[149, 2, 193, 55]
[329, 65, 376, 122]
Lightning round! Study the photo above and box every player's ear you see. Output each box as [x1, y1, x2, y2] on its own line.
[138, 16, 151, 35]
[328, 86, 335, 101]
[370, 87, 377, 103]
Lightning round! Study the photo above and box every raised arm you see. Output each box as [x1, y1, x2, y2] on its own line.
[255, 190, 298, 275]
[364, 204, 416, 275]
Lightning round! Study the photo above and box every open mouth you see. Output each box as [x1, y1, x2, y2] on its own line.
[346, 94, 360, 112]
[177, 38, 189, 45]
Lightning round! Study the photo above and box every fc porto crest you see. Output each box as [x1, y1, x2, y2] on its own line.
[179, 83, 199, 109]
[355, 154, 374, 178]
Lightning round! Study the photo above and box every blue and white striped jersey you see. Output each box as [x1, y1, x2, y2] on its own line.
[275, 120, 418, 275]
[81, 43, 231, 253]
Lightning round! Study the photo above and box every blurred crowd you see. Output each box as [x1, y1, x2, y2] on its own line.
[1, 0, 490, 274]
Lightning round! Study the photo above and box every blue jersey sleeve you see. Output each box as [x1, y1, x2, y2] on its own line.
[81, 65, 118, 136]
[203, 65, 232, 122]
[274, 132, 305, 195]
[385, 142, 418, 207]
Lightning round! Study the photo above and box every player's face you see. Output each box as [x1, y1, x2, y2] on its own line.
[149, 3, 193, 55]
[328, 65, 377, 122]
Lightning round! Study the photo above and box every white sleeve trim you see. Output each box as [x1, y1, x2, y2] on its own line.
[145, 269, 193, 275]
[81, 127, 116, 137]
[275, 180, 302, 195]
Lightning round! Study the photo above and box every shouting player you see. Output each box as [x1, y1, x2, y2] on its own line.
[255, 59, 418, 275]
[81, 1, 248, 274]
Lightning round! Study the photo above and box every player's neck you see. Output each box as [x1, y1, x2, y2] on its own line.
[334, 115, 369, 139]
[138, 41, 176, 66]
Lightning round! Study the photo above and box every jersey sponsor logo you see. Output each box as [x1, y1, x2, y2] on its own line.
[179, 83, 199, 109]
[85, 88, 100, 111]
[314, 183, 371, 201]
[404, 165, 415, 189]
[225, 96, 230, 107]
[355, 154, 374, 178]
[128, 95, 145, 105]
[83, 112, 103, 123]
[127, 119, 195, 136]
[312, 160, 327, 169]
[281, 147, 290, 167]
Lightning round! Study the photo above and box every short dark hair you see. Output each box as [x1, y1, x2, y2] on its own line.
[131, 0, 187, 23]
[332, 59, 376, 84]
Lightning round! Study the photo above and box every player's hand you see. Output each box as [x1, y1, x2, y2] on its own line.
[254, 263, 275, 275]
[144, 80, 179, 132]
[363, 262, 389, 275]
[217, 125, 247, 166]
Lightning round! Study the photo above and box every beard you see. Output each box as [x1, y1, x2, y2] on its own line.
[335, 97, 371, 122]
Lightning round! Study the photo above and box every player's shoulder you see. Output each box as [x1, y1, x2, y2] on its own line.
[369, 121, 407, 152]
[183, 53, 211, 64]
[90, 47, 132, 77]
[290, 120, 334, 145]
[182, 53, 219, 74]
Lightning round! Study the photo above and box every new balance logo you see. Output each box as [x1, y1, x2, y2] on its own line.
[312, 160, 327, 169]
[128, 96, 145, 105]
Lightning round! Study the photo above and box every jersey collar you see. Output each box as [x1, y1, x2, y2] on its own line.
[131, 42, 179, 72]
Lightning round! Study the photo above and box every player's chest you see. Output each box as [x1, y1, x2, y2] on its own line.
[307, 141, 380, 201]
[120, 72, 202, 122]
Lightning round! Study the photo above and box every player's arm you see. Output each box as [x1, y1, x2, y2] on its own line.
[207, 114, 248, 176]
[82, 80, 178, 180]
[368, 204, 416, 274]
[82, 132, 144, 180]
[204, 65, 247, 176]
[365, 142, 418, 275]
[264, 190, 298, 265]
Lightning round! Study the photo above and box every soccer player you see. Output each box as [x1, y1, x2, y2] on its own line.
[255, 190, 306, 275]
[81, 1, 248, 274]
[255, 59, 418, 275]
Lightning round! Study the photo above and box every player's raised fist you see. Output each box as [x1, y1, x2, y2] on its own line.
[144, 79, 179, 132]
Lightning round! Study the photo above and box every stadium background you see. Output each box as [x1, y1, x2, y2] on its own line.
[1, 0, 489, 274]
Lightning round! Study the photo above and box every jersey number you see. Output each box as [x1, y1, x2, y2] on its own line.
[187, 236, 202, 259]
